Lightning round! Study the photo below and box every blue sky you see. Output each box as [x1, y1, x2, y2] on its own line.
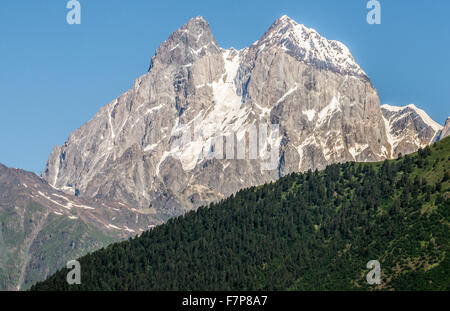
[0, 0, 449, 174]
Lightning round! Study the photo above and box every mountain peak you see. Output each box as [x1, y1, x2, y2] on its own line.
[149, 16, 220, 70]
[276, 14, 296, 24]
[382, 103, 442, 132]
[253, 15, 367, 78]
[180, 15, 210, 32]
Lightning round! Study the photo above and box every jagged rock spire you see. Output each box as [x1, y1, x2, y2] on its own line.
[149, 16, 221, 70]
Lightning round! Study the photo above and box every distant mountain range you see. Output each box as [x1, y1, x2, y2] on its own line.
[0, 15, 448, 290]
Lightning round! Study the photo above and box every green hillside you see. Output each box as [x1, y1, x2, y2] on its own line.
[31, 137, 450, 291]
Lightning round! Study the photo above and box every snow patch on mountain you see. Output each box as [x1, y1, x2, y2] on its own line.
[348, 143, 369, 160]
[318, 96, 341, 125]
[303, 109, 316, 121]
[162, 49, 249, 172]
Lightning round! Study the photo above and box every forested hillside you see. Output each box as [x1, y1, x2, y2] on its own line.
[31, 137, 450, 291]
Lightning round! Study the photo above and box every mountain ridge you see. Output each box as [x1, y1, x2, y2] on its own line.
[41, 15, 447, 218]
[0, 163, 158, 290]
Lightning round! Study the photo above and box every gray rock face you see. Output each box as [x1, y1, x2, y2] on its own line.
[440, 117, 450, 140]
[381, 104, 443, 157]
[0, 163, 158, 290]
[42, 15, 441, 217]
[236, 16, 389, 175]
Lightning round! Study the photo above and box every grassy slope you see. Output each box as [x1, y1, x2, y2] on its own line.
[0, 199, 116, 290]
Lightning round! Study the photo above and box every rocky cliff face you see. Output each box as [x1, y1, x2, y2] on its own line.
[381, 104, 443, 157]
[236, 15, 389, 176]
[0, 163, 158, 290]
[440, 117, 450, 140]
[42, 15, 442, 217]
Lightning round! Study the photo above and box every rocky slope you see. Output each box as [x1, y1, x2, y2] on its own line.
[42, 15, 445, 218]
[0, 163, 158, 290]
[381, 104, 443, 157]
[440, 117, 450, 140]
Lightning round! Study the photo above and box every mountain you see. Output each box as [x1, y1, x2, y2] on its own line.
[42, 15, 431, 219]
[381, 104, 443, 157]
[0, 163, 158, 290]
[31, 137, 450, 291]
[3, 15, 446, 291]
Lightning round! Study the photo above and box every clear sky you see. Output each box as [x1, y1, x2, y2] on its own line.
[0, 0, 449, 174]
